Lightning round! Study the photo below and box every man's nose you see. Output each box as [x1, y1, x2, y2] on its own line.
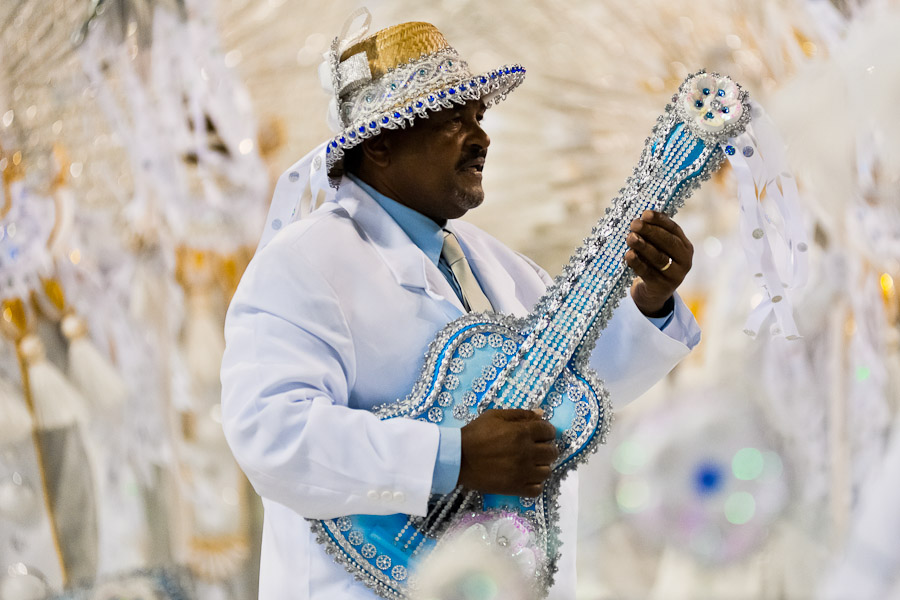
[470, 122, 490, 149]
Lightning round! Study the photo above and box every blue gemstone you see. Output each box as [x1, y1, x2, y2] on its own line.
[480, 77, 487, 84]
[717, 89, 725, 97]
[326, 146, 331, 154]
[459, 84, 466, 91]
[705, 111, 714, 119]
[406, 107, 413, 113]
[702, 87, 710, 95]
[349, 132, 356, 138]
[722, 107, 729, 114]
[369, 121, 376, 129]
[725, 145, 735, 155]
[416, 101, 424, 108]
[339, 137, 345, 144]
[331, 141, 338, 148]
[448, 88, 456, 94]
[359, 126, 366, 133]
[438, 91, 446, 98]
[694, 100, 703, 108]
[428, 95, 435, 102]
[381, 117, 389, 124]
[393, 112, 401, 118]
[490, 72, 497, 79]
[504, 67, 510, 74]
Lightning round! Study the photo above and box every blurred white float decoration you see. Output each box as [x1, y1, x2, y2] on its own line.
[412, 510, 539, 600]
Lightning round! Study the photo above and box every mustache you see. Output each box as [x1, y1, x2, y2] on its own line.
[456, 149, 487, 169]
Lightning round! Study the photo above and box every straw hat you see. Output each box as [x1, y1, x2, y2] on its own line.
[319, 9, 526, 173]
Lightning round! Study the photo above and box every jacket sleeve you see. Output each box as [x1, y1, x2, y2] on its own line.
[517, 253, 700, 409]
[220, 235, 440, 520]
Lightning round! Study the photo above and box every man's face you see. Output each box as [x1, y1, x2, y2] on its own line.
[380, 99, 490, 222]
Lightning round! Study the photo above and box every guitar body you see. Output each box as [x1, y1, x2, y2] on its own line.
[311, 72, 752, 599]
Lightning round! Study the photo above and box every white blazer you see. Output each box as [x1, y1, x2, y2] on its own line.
[221, 179, 700, 599]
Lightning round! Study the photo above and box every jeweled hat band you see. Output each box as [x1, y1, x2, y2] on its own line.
[321, 11, 525, 175]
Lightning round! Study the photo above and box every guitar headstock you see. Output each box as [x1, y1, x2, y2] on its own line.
[675, 71, 751, 143]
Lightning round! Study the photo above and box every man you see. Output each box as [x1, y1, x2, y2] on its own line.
[221, 15, 700, 599]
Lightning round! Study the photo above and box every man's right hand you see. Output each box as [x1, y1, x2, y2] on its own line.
[457, 408, 559, 497]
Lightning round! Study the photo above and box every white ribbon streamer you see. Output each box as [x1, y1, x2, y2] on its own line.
[724, 102, 809, 340]
[256, 141, 334, 251]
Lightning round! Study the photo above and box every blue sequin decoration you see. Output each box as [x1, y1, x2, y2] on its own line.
[381, 117, 389, 124]
[725, 145, 735, 155]
[702, 87, 710, 95]
[339, 137, 346, 144]
[717, 89, 725, 97]
[480, 77, 487, 84]
[359, 126, 366, 134]
[369, 121, 377, 129]
[448, 88, 456, 95]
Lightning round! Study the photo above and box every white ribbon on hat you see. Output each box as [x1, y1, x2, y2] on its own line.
[256, 141, 335, 251]
[319, 7, 373, 133]
[724, 101, 809, 340]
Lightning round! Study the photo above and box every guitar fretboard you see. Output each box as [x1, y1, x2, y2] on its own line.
[494, 119, 721, 410]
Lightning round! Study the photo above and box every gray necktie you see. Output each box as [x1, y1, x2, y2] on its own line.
[441, 230, 494, 313]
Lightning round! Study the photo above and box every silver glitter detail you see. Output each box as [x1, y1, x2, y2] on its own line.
[488, 333, 503, 348]
[348, 531, 364, 546]
[427, 407, 444, 423]
[449, 358, 465, 374]
[337, 517, 352, 531]
[452, 404, 469, 420]
[492, 352, 508, 368]
[482, 365, 498, 381]
[471, 377, 486, 393]
[742, 146, 754, 157]
[471, 333, 487, 349]
[437, 392, 453, 407]
[361, 543, 377, 559]
[376, 555, 392, 570]
[337, 51, 373, 95]
[444, 375, 460, 391]
[458, 343, 474, 359]
[391, 565, 408, 581]
[462, 391, 477, 407]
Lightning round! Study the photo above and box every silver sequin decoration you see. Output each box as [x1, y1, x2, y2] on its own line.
[471, 333, 487, 349]
[348, 531, 364, 546]
[376, 555, 392, 570]
[444, 375, 460, 391]
[492, 352, 508, 368]
[361, 543, 377, 559]
[391, 565, 408, 581]
[462, 391, 477, 407]
[449, 358, 465, 374]
[427, 407, 444, 423]
[437, 392, 453, 407]
[488, 333, 503, 348]
[458, 343, 474, 359]
[337, 517, 352, 531]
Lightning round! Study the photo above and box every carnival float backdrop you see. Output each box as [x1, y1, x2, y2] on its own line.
[1, 0, 899, 598]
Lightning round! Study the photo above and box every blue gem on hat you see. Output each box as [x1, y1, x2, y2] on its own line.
[504, 67, 510, 74]
[326, 146, 331, 154]
[459, 84, 466, 91]
[480, 77, 487, 84]
[428, 95, 435, 102]
[331, 141, 338, 148]
[339, 137, 345, 144]
[406, 107, 413, 113]
[725, 145, 736, 155]
[359, 126, 366, 134]
[393, 112, 401, 119]
[490, 72, 497, 79]
[349, 131, 356, 138]
[439, 91, 447, 98]
[416, 101, 424, 108]
[369, 121, 377, 129]
[381, 116, 389, 124]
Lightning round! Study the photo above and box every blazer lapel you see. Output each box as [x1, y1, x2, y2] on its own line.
[336, 180, 466, 317]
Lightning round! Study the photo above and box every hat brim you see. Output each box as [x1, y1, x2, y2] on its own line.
[325, 64, 525, 175]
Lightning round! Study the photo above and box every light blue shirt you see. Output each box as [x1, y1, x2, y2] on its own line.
[348, 173, 672, 494]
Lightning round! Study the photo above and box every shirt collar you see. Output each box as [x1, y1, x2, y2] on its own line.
[347, 173, 445, 267]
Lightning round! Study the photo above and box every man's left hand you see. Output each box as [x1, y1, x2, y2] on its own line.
[625, 210, 694, 317]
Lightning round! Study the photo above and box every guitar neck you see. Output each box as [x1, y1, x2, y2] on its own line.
[494, 117, 723, 410]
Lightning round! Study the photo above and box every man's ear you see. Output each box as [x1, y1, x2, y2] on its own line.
[360, 134, 392, 168]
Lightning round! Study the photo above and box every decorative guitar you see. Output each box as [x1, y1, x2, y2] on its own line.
[311, 71, 752, 599]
